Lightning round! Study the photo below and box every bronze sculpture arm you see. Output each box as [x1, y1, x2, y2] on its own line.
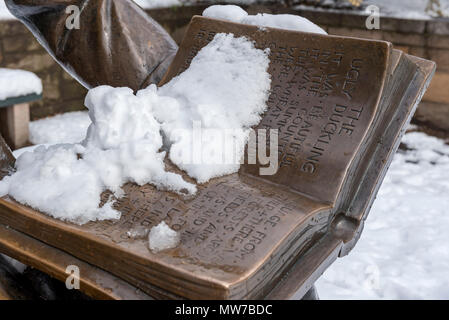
[5, 0, 178, 91]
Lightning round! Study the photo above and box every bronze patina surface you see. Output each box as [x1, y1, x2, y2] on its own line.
[5, 0, 178, 91]
[0, 12, 435, 299]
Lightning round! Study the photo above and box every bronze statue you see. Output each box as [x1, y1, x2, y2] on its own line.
[5, 0, 178, 91]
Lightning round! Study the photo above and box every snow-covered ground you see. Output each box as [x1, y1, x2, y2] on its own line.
[317, 131, 449, 300]
[26, 111, 449, 300]
[29, 111, 90, 145]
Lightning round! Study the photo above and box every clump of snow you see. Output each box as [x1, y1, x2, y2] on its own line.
[203, 4, 249, 22]
[83, 87, 163, 151]
[203, 5, 327, 35]
[0, 144, 122, 224]
[82, 86, 197, 196]
[140, 33, 271, 183]
[148, 221, 180, 253]
[30, 111, 90, 145]
[316, 132, 449, 299]
[0, 33, 270, 224]
[0, 86, 197, 224]
[0, 69, 42, 100]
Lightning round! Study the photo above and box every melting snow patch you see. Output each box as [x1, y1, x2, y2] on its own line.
[149, 222, 180, 253]
[316, 132, 449, 299]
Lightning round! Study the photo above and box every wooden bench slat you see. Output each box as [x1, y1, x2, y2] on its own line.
[0, 93, 42, 109]
[0, 93, 42, 150]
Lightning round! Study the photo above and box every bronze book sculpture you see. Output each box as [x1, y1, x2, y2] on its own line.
[0, 1, 436, 299]
[4, 0, 178, 91]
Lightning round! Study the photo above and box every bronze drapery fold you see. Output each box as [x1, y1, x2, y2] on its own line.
[5, 0, 179, 91]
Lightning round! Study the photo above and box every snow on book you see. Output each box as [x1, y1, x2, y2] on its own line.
[0, 16, 435, 299]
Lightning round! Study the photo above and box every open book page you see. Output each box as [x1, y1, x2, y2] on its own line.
[162, 17, 391, 205]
